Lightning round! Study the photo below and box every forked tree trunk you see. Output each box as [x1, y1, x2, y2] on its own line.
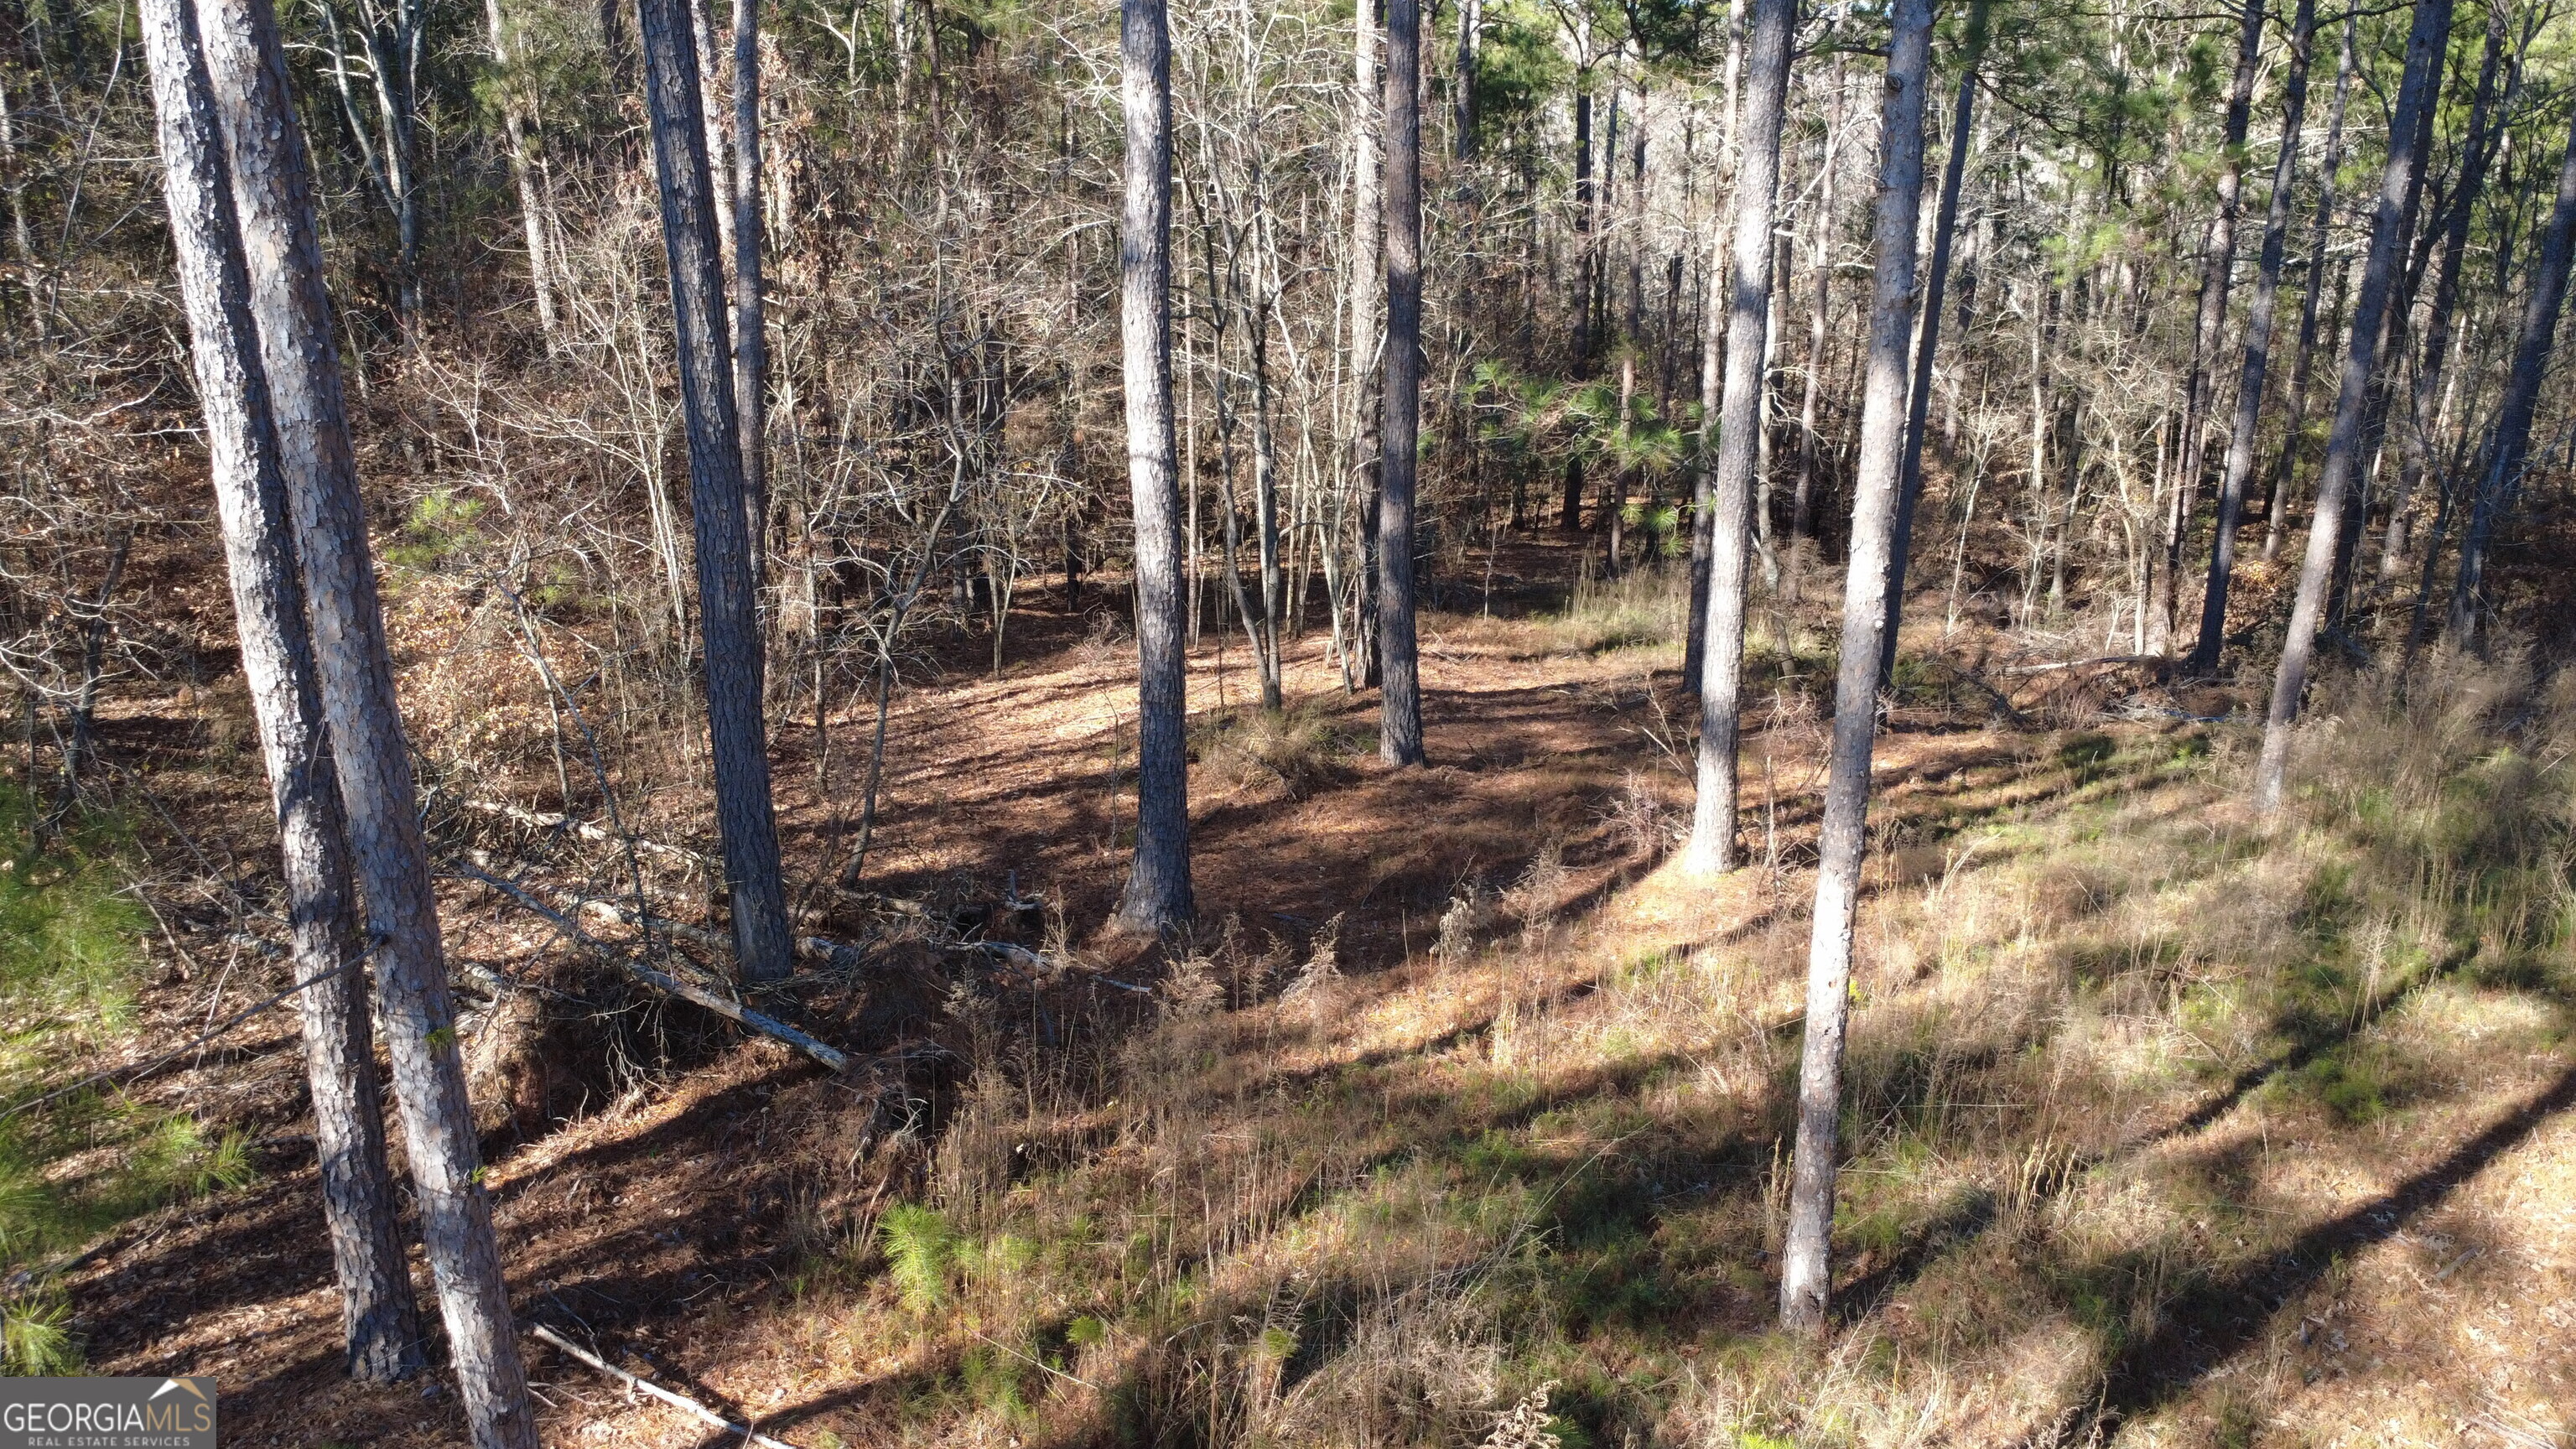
[636, 0, 794, 981]
[2447, 106, 2576, 645]
[1879, 0, 1991, 686]
[138, 0, 423, 1387]
[1377, 0, 1426, 766]
[2254, 0, 2455, 813]
[1114, 0, 1194, 930]
[1680, 0, 1789, 875]
[2189, 0, 2316, 674]
[2154, 0, 2262, 652]
[190, 0, 538, 1436]
[1779, 0, 1931, 1334]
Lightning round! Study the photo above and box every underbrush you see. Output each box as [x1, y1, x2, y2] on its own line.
[0, 786, 262, 1370]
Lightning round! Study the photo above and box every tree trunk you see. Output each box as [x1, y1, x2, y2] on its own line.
[190, 0, 538, 1436]
[1879, 0, 1990, 687]
[1786, 55, 1844, 608]
[1683, 0, 1746, 688]
[1377, 0, 1426, 767]
[2155, 0, 2262, 652]
[2254, 0, 2454, 813]
[1452, 0, 1476, 160]
[483, 0, 558, 347]
[139, 0, 423, 1386]
[2263, 10, 2355, 563]
[2189, 0, 2315, 674]
[732, 0, 767, 590]
[2381, 0, 2506, 579]
[637, 0, 793, 981]
[2447, 105, 2576, 645]
[1780, 0, 1931, 1335]
[1114, 0, 1194, 930]
[1680, 0, 1789, 875]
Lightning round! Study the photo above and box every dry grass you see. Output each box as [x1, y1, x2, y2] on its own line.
[713, 641, 2574, 1448]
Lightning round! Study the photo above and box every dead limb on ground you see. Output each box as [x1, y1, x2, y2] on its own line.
[529, 1324, 805, 1449]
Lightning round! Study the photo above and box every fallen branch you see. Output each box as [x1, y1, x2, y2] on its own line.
[490, 865, 877, 976]
[529, 1324, 803, 1449]
[455, 864, 851, 1072]
[460, 797, 714, 869]
[1993, 654, 2163, 677]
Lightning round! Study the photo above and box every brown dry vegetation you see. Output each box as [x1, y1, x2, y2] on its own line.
[8, 548, 2575, 1449]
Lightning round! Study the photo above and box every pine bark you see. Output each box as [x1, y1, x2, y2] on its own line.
[637, 0, 793, 981]
[190, 0, 538, 1436]
[1114, 0, 1194, 930]
[2254, 0, 2455, 813]
[732, 0, 766, 588]
[1780, 0, 1931, 1334]
[1880, 0, 1991, 685]
[1681, 0, 1790, 875]
[2446, 105, 2576, 644]
[2189, 0, 2315, 673]
[1376, 0, 1426, 767]
[138, 0, 423, 1386]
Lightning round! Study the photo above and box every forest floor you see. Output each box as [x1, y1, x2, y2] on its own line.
[16, 542, 2576, 1448]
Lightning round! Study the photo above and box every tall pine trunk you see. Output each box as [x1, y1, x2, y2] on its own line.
[139, 0, 423, 1387]
[1779, 0, 1930, 1334]
[1680, 0, 1790, 875]
[2254, 0, 2454, 813]
[2446, 106, 2576, 644]
[1114, 0, 1194, 929]
[191, 0, 538, 1434]
[637, 0, 793, 981]
[2189, 0, 2315, 673]
[1879, 0, 1991, 685]
[733, 0, 767, 589]
[1377, 0, 1426, 766]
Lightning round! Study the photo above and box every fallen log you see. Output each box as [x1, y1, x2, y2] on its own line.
[529, 1324, 804, 1449]
[454, 863, 851, 1072]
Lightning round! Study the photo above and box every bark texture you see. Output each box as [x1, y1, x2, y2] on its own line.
[139, 0, 423, 1385]
[636, 0, 794, 981]
[1682, 0, 1791, 875]
[1114, 0, 1194, 931]
[191, 0, 538, 1436]
[1376, 0, 1426, 767]
[1780, 0, 1930, 1333]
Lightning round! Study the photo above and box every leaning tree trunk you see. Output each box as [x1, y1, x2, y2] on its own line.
[1680, 0, 1790, 875]
[1780, 0, 1930, 1335]
[1114, 0, 1194, 931]
[138, 0, 423, 1388]
[1377, 0, 1426, 767]
[191, 0, 538, 1436]
[2254, 0, 2455, 813]
[637, 0, 794, 982]
[2189, 0, 2316, 673]
[1878, 0, 1991, 687]
[2154, 0, 2262, 652]
[2447, 105, 2576, 645]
